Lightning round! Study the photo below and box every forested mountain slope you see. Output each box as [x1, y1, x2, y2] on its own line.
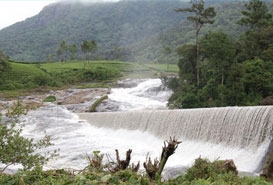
[0, 0, 249, 62]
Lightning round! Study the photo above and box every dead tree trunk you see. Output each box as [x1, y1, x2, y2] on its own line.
[110, 149, 133, 172]
[144, 137, 181, 180]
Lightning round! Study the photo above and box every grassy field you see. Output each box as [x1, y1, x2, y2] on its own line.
[0, 60, 178, 98]
[2, 62, 49, 82]
[38, 60, 178, 79]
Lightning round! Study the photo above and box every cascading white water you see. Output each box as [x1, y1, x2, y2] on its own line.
[78, 106, 273, 173]
[19, 103, 164, 172]
[4, 78, 273, 176]
[2, 79, 173, 174]
[100, 78, 172, 111]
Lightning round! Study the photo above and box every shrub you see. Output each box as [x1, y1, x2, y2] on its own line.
[0, 101, 58, 172]
[43, 95, 57, 102]
[33, 74, 53, 86]
[184, 158, 238, 182]
[0, 80, 24, 90]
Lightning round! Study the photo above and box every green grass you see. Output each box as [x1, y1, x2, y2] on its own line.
[43, 95, 57, 102]
[39, 60, 133, 73]
[2, 62, 49, 82]
[143, 63, 179, 73]
[0, 60, 179, 98]
[38, 60, 178, 79]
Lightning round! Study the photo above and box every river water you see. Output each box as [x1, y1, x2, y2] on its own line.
[4, 78, 175, 175]
[3, 78, 271, 177]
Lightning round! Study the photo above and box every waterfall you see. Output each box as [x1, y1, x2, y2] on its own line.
[78, 106, 273, 173]
[97, 78, 173, 111]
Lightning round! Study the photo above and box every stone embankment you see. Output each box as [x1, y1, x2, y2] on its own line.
[0, 88, 110, 113]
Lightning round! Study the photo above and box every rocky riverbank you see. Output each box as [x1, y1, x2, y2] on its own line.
[0, 88, 110, 114]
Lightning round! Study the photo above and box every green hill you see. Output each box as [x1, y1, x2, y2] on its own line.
[0, 0, 251, 63]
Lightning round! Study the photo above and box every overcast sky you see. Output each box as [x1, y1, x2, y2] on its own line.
[0, 0, 120, 30]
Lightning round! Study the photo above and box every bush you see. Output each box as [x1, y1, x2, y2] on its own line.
[43, 95, 57, 102]
[0, 80, 24, 90]
[33, 74, 53, 86]
[0, 101, 58, 172]
[184, 158, 237, 182]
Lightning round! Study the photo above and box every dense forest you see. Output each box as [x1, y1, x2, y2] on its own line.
[0, 0, 273, 108]
[166, 0, 273, 108]
[0, 0, 255, 63]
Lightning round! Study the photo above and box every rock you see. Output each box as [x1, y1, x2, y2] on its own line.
[261, 151, 273, 179]
[0, 88, 109, 113]
[214, 159, 238, 175]
[260, 96, 273, 105]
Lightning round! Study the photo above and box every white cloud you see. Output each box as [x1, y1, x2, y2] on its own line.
[0, 0, 121, 30]
[0, 0, 56, 30]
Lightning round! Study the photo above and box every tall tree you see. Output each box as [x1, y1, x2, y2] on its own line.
[201, 31, 235, 85]
[176, 0, 216, 86]
[69, 44, 77, 60]
[0, 50, 9, 73]
[163, 46, 172, 71]
[0, 50, 10, 84]
[238, 0, 272, 31]
[236, 0, 273, 62]
[57, 41, 78, 61]
[57, 40, 68, 61]
[81, 40, 97, 60]
[177, 44, 197, 84]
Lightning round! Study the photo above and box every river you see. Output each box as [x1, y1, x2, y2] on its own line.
[3, 78, 272, 178]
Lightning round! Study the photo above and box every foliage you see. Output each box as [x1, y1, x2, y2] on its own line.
[57, 41, 78, 61]
[242, 58, 273, 104]
[175, 0, 216, 86]
[0, 1, 257, 63]
[1, 155, 272, 184]
[167, 157, 272, 185]
[0, 62, 53, 90]
[0, 101, 57, 172]
[0, 50, 9, 73]
[43, 95, 56, 102]
[177, 44, 197, 84]
[238, 0, 272, 30]
[81, 40, 98, 60]
[168, 0, 273, 108]
[0, 61, 120, 92]
[89, 95, 108, 112]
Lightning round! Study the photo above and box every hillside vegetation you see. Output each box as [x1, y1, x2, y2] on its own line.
[0, 0, 250, 63]
[0, 60, 178, 98]
[166, 0, 273, 108]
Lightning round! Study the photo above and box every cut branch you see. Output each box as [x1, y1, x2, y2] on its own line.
[110, 149, 132, 173]
[144, 136, 182, 180]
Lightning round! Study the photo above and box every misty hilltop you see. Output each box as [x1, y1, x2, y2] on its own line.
[0, 0, 245, 62]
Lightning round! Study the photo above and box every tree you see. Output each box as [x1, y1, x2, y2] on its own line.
[242, 58, 273, 102]
[57, 40, 68, 61]
[0, 50, 10, 84]
[0, 50, 9, 73]
[81, 40, 98, 60]
[177, 44, 197, 84]
[238, 0, 272, 31]
[0, 101, 58, 172]
[176, 0, 216, 86]
[57, 41, 78, 61]
[201, 31, 235, 85]
[162, 46, 172, 71]
[69, 44, 77, 60]
[236, 0, 273, 62]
